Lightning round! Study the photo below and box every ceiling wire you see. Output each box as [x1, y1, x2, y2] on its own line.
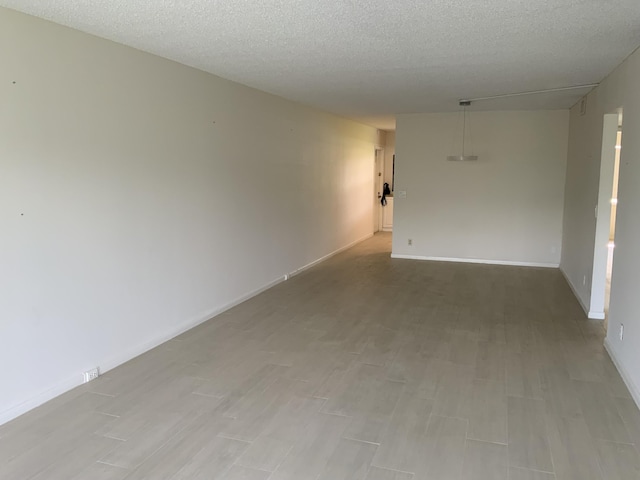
[462, 83, 599, 103]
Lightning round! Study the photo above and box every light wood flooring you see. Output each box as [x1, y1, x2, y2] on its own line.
[1, 233, 639, 479]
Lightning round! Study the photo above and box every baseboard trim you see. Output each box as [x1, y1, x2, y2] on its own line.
[604, 337, 640, 409]
[560, 267, 590, 317]
[0, 374, 86, 427]
[0, 274, 287, 427]
[98, 275, 288, 376]
[390, 254, 558, 268]
[288, 232, 374, 278]
[0, 232, 374, 427]
[588, 310, 606, 320]
[382, 227, 393, 232]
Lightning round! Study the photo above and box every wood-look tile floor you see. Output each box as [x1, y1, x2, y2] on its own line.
[2, 233, 640, 480]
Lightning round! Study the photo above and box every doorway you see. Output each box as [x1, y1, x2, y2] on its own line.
[589, 112, 622, 323]
[604, 128, 622, 326]
[373, 148, 384, 233]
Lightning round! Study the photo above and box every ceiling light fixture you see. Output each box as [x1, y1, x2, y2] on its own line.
[445, 83, 599, 163]
[447, 100, 478, 162]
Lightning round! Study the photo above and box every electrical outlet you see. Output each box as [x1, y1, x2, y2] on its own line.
[619, 324, 624, 341]
[83, 367, 99, 383]
[408, 239, 413, 246]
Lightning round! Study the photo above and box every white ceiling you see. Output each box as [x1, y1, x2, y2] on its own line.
[3, 1, 640, 130]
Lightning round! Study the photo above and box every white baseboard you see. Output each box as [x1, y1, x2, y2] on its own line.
[559, 269, 605, 320]
[382, 227, 393, 232]
[390, 254, 558, 269]
[0, 275, 287, 427]
[604, 338, 640, 409]
[288, 232, 373, 278]
[0, 233, 374, 427]
[0, 374, 86, 427]
[98, 274, 288, 376]
[560, 267, 590, 317]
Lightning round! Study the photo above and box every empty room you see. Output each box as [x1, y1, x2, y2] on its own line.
[2, 1, 640, 480]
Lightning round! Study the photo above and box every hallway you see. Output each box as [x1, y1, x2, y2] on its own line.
[1, 233, 639, 479]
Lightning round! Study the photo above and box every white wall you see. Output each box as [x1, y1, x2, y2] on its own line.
[561, 105, 612, 312]
[392, 110, 569, 266]
[561, 46, 640, 404]
[0, 8, 380, 424]
[383, 131, 395, 188]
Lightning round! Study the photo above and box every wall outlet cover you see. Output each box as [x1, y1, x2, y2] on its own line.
[83, 368, 100, 383]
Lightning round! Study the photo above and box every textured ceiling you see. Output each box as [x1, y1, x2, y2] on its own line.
[2, 1, 640, 129]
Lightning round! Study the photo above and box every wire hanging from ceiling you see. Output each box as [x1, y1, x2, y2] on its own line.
[461, 83, 598, 103]
[447, 101, 478, 162]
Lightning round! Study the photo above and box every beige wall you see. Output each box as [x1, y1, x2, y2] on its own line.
[0, 8, 379, 423]
[392, 110, 569, 266]
[561, 46, 640, 405]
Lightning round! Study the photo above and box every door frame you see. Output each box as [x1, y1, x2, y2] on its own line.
[373, 148, 384, 233]
[589, 112, 622, 319]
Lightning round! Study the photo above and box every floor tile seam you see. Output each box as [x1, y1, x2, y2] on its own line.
[87, 391, 117, 398]
[590, 439, 618, 480]
[96, 411, 121, 419]
[565, 380, 633, 444]
[215, 432, 254, 443]
[464, 436, 508, 446]
[233, 437, 295, 474]
[191, 391, 225, 399]
[341, 435, 381, 446]
[540, 409, 559, 477]
[430, 413, 471, 423]
[95, 460, 128, 469]
[594, 438, 636, 446]
[317, 410, 352, 418]
[116, 414, 220, 471]
[367, 463, 416, 476]
[220, 375, 289, 417]
[99, 434, 127, 442]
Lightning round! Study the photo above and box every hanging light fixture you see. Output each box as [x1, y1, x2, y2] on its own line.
[447, 100, 478, 162]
